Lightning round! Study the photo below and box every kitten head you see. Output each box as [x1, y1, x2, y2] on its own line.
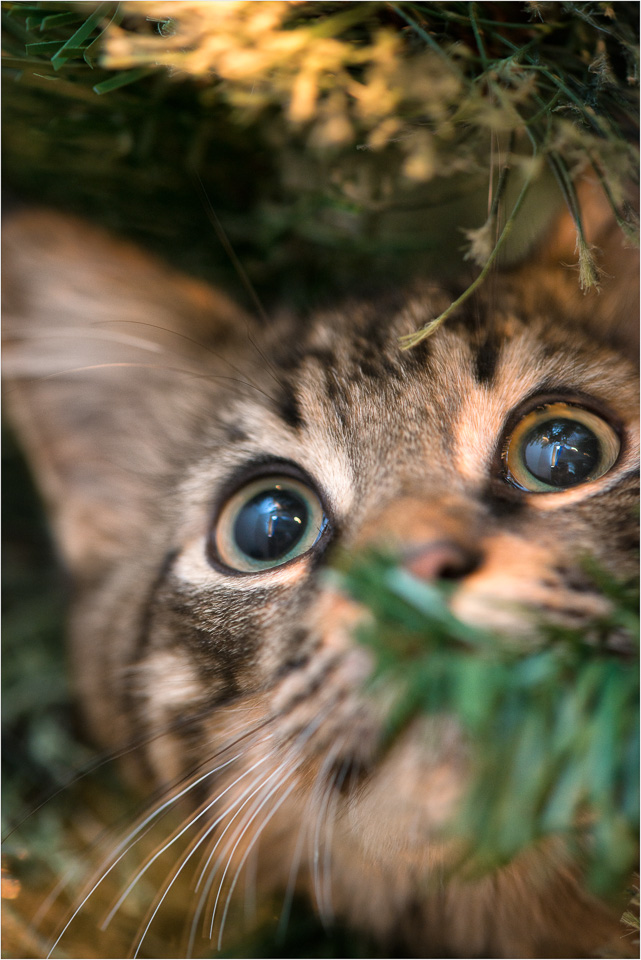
[3, 194, 638, 957]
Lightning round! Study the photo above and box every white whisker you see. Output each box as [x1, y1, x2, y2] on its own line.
[207, 702, 338, 947]
[278, 725, 346, 938]
[310, 738, 347, 925]
[243, 829, 260, 925]
[208, 758, 302, 942]
[9, 361, 280, 406]
[186, 753, 301, 953]
[321, 757, 350, 924]
[92, 318, 277, 387]
[102, 744, 274, 931]
[134, 751, 285, 959]
[277, 798, 309, 942]
[44, 746, 247, 959]
[216, 777, 299, 951]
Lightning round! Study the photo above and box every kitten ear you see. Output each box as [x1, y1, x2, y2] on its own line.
[3, 209, 251, 577]
[524, 177, 639, 353]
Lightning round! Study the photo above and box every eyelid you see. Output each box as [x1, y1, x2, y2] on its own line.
[498, 389, 624, 440]
[212, 458, 330, 521]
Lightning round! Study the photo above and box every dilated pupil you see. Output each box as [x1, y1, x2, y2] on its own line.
[521, 418, 600, 487]
[233, 489, 309, 561]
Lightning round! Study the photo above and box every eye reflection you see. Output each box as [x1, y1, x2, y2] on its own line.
[504, 401, 620, 493]
[521, 419, 600, 488]
[213, 473, 327, 572]
[233, 487, 309, 561]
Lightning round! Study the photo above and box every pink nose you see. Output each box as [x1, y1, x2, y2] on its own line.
[404, 541, 480, 582]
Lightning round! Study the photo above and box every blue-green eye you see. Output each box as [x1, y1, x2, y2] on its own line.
[214, 475, 327, 572]
[505, 402, 620, 492]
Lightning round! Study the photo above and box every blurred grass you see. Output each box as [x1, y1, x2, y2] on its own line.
[2, 428, 72, 831]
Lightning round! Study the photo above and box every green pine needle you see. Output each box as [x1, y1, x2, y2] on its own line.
[334, 550, 639, 893]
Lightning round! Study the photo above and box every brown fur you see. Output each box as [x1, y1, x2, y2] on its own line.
[3, 199, 638, 958]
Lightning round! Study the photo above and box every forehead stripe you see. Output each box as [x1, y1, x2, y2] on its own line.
[474, 333, 501, 385]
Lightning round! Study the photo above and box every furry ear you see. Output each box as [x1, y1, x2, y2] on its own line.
[2, 209, 251, 577]
[518, 176, 639, 354]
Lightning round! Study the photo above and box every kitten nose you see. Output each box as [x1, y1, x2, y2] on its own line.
[403, 541, 481, 582]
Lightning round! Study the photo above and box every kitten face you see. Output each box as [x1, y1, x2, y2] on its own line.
[3, 209, 638, 958]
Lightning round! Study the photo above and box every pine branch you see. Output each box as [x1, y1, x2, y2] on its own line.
[334, 550, 639, 893]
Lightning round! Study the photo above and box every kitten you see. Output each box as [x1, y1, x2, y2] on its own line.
[3, 185, 638, 959]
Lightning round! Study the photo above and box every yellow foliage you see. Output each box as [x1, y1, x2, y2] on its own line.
[102, 1, 464, 171]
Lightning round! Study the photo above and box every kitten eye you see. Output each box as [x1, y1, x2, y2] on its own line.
[504, 402, 620, 493]
[213, 475, 328, 572]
